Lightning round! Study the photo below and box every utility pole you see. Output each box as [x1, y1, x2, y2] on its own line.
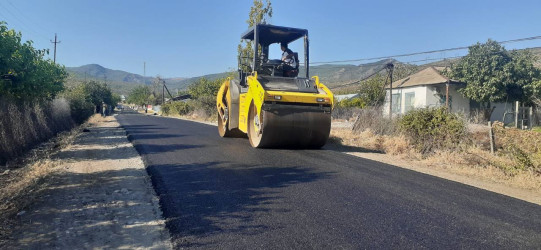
[50, 33, 61, 63]
[446, 80, 450, 109]
[387, 61, 394, 119]
[144, 62, 146, 85]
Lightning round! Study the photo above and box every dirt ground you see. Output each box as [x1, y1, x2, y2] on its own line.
[4, 116, 171, 249]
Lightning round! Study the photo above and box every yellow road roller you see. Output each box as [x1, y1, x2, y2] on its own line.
[216, 24, 334, 148]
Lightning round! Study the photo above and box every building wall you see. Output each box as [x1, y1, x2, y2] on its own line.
[384, 84, 470, 116]
[490, 102, 515, 123]
[383, 86, 427, 115]
[426, 85, 470, 115]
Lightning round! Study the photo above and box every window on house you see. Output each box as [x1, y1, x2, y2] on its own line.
[405, 92, 415, 113]
[392, 94, 401, 113]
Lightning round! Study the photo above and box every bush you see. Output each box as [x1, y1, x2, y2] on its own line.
[61, 81, 118, 123]
[191, 95, 218, 118]
[162, 101, 194, 116]
[399, 107, 467, 154]
[337, 97, 366, 108]
[62, 84, 94, 124]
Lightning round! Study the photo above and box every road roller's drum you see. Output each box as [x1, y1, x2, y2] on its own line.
[248, 103, 331, 148]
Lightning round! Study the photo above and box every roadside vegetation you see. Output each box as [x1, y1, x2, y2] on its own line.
[0, 21, 119, 238]
[1, 22, 119, 164]
[161, 77, 226, 120]
[128, 76, 231, 121]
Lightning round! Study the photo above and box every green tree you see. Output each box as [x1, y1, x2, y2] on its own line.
[62, 84, 95, 123]
[188, 77, 223, 99]
[0, 21, 67, 100]
[358, 74, 386, 106]
[82, 81, 115, 112]
[127, 85, 152, 108]
[237, 0, 273, 72]
[111, 93, 122, 106]
[505, 50, 541, 103]
[448, 40, 541, 118]
[62, 81, 118, 123]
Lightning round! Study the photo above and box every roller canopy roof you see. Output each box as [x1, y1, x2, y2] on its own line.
[241, 24, 308, 46]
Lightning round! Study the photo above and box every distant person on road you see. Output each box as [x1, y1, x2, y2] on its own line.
[280, 42, 298, 77]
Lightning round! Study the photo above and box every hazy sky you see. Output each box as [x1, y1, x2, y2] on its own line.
[1, 0, 540, 77]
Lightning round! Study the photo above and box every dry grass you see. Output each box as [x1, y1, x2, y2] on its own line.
[329, 126, 541, 192]
[330, 128, 411, 156]
[0, 114, 98, 245]
[0, 160, 58, 218]
[0, 98, 75, 165]
[331, 106, 363, 121]
[492, 122, 541, 174]
[87, 114, 108, 126]
[351, 107, 398, 136]
[420, 147, 541, 191]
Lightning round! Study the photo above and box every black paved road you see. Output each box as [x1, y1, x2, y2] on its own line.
[117, 112, 541, 249]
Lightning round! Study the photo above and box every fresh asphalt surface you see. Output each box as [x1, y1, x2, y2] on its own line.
[117, 111, 541, 249]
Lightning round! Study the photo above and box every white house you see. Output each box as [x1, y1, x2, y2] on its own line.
[383, 67, 470, 116]
[383, 67, 517, 122]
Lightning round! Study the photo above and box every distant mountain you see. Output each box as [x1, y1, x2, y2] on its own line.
[306, 59, 402, 87]
[66, 64, 192, 94]
[66, 64, 159, 85]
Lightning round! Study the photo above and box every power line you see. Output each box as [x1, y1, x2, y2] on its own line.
[6, 0, 52, 34]
[329, 61, 394, 89]
[0, 1, 50, 41]
[308, 35, 541, 65]
[326, 44, 538, 90]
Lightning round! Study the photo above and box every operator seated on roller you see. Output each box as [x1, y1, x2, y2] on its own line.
[280, 42, 298, 77]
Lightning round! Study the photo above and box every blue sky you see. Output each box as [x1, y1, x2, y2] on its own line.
[1, 0, 540, 77]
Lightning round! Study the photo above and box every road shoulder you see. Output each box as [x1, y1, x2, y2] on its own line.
[7, 115, 171, 249]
